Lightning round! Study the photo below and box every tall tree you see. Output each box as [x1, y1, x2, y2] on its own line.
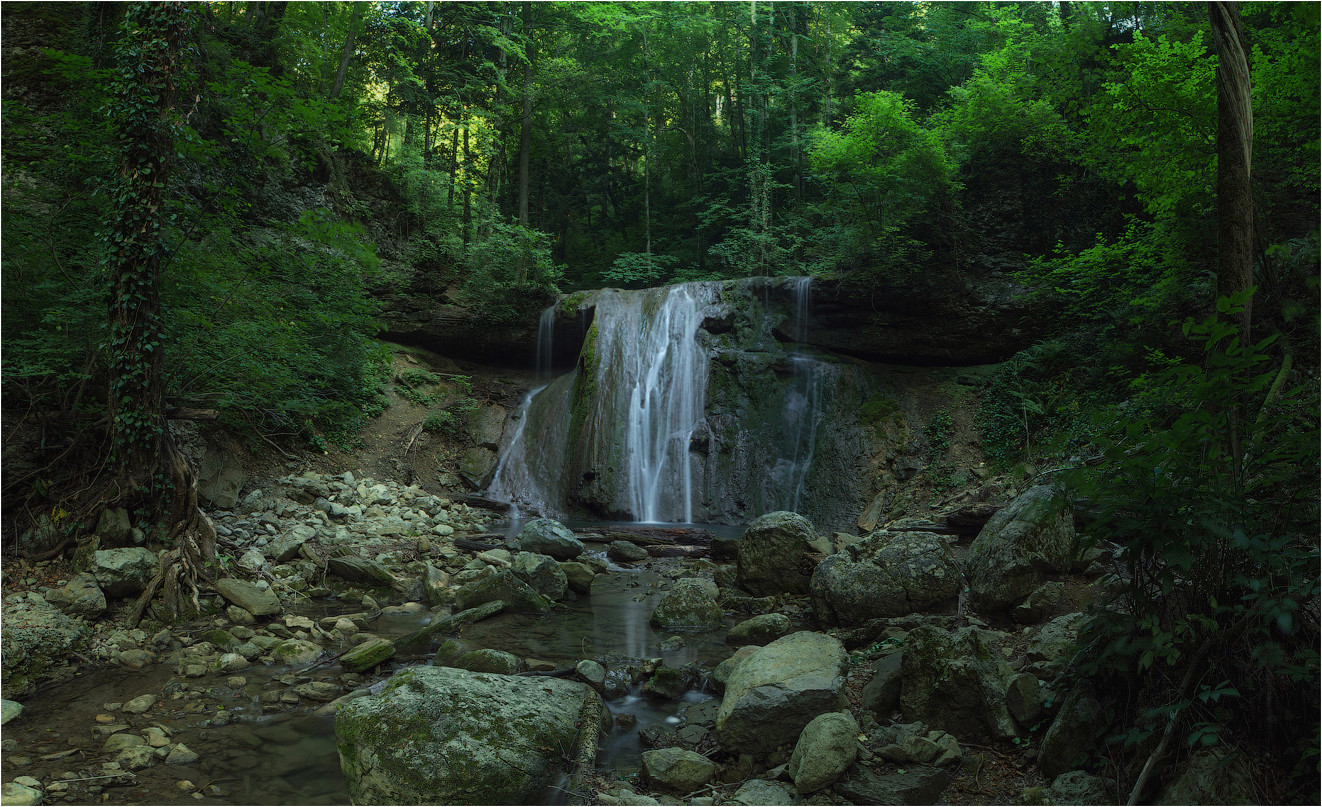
[102, 1, 216, 623]
[1209, 0, 1254, 340]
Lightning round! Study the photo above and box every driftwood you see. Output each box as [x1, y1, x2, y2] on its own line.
[448, 494, 512, 514]
[454, 537, 502, 553]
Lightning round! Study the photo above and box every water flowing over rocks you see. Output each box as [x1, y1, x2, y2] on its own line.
[335, 665, 601, 804]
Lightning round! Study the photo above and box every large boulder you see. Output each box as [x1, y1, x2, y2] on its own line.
[1038, 684, 1105, 780]
[810, 530, 961, 625]
[197, 444, 246, 509]
[736, 511, 817, 596]
[649, 578, 723, 629]
[214, 578, 282, 617]
[516, 518, 585, 561]
[966, 485, 1076, 611]
[900, 625, 1017, 740]
[1156, 749, 1256, 806]
[835, 765, 952, 806]
[787, 711, 859, 793]
[45, 573, 107, 618]
[89, 548, 158, 598]
[1, 598, 86, 696]
[510, 552, 568, 602]
[725, 613, 792, 647]
[336, 666, 600, 804]
[715, 631, 848, 755]
[327, 556, 399, 588]
[453, 569, 551, 614]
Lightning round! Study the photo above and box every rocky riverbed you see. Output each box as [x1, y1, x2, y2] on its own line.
[4, 468, 1243, 806]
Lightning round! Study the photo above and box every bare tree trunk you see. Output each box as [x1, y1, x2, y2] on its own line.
[1210, 0, 1255, 342]
[330, 1, 364, 101]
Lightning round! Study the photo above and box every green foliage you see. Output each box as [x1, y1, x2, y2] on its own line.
[420, 375, 478, 437]
[604, 252, 679, 288]
[1071, 295, 1320, 765]
[922, 409, 956, 492]
[458, 221, 563, 323]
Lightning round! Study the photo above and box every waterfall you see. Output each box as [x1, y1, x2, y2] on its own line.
[535, 305, 555, 379]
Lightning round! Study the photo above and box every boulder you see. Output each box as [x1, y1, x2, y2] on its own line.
[835, 765, 952, 806]
[715, 631, 848, 755]
[640, 747, 717, 793]
[1, 700, 23, 725]
[966, 485, 1076, 611]
[1, 782, 42, 806]
[1038, 685, 1105, 780]
[453, 649, 521, 675]
[729, 779, 796, 806]
[900, 625, 1016, 740]
[860, 650, 904, 719]
[453, 569, 550, 614]
[45, 573, 107, 617]
[341, 638, 396, 673]
[1157, 749, 1256, 806]
[1005, 673, 1045, 727]
[266, 529, 314, 564]
[1047, 770, 1114, 805]
[510, 552, 568, 601]
[787, 711, 859, 793]
[608, 540, 650, 563]
[712, 646, 757, 693]
[0, 598, 86, 697]
[89, 548, 158, 597]
[95, 507, 133, 545]
[724, 613, 792, 646]
[649, 578, 723, 629]
[214, 578, 281, 617]
[736, 511, 817, 596]
[271, 639, 323, 666]
[559, 561, 595, 596]
[810, 530, 961, 625]
[1014, 580, 1064, 624]
[327, 556, 398, 588]
[516, 518, 584, 561]
[335, 666, 600, 804]
[1028, 612, 1087, 665]
[197, 445, 246, 509]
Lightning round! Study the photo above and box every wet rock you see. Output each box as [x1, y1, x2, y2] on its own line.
[724, 613, 791, 646]
[641, 747, 717, 793]
[835, 765, 952, 806]
[340, 638, 395, 673]
[516, 518, 585, 561]
[453, 569, 550, 614]
[560, 561, 595, 596]
[810, 530, 961, 625]
[608, 540, 649, 563]
[122, 694, 156, 714]
[422, 565, 450, 607]
[165, 743, 199, 765]
[788, 711, 859, 793]
[575, 660, 606, 693]
[89, 548, 157, 597]
[336, 666, 601, 804]
[900, 625, 1016, 740]
[736, 511, 817, 597]
[45, 573, 107, 618]
[650, 578, 723, 629]
[2, 781, 43, 805]
[712, 646, 757, 693]
[143, 727, 170, 748]
[214, 578, 281, 617]
[293, 681, 341, 702]
[2, 600, 86, 696]
[967, 485, 1076, 611]
[454, 649, 521, 675]
[510, 553, 568, 601]
[117, 745, 156, 770]
[270, 639, 323, 666]
[200, 629, 239, 652]
[103, 733, 146, 752]
[715, 631, 848, 755]
[642, 665, 696, 700]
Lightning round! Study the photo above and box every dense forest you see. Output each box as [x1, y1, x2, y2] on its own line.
[2, 1, 1319, 804]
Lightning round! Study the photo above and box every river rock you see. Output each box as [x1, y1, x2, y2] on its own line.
[454, 649, 521, 675]
[712, 646, 757, 692]
[788, 711, 859, 793]
[327, 556, 398, 587]
[213, 578, 281, 617]
[45, 573, 107, 617]
[0, 782, 42, 806]
[341, 638, 396, 673]
[714, 631, 848, 754]
[89, 547, 157, 597]
[608, 540, 649, 563]
[1, 700, 22, 725]
[724, 613, 791, 646]
[510, 552, 568, 601]
[729, 779, 796, 806]
[860, 650, 904, 719]
[966, 484, 1076, 610]
[516, 518, 584, 560]
[335, 666, 601, 804]
[736, 511, 817, 597]
[453, 569, 550, 614]
[1, 598, 86, 696]
[810, 529, 960, 625]
[560, 561, 595, 595]
[649, 578, 723, 629]
[266, 530, 313, 564]
[1046, 770, 1114, 805]
[271, 639, 323, 666]
[641, 747, 717, 793]
[900, 625, 1016, 739]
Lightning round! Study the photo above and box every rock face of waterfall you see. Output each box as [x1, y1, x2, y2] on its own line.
[489, 277, 878, 528]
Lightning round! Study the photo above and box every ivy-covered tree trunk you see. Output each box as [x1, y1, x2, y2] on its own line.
[103, 1, 216, 625]
[1210, 0, 1254, 341]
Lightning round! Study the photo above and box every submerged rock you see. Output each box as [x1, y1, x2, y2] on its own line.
[335, 666, 600, 804]
[714, 631, 848, 754]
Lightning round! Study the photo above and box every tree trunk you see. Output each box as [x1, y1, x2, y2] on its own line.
[330, 2, 364, 101]
[1209, 0, 1254, 341]
[104, 2, 216, 624]
[517, 1, 535, 278]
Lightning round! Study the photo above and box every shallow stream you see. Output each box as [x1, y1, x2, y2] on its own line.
[6, 535, 746, 805]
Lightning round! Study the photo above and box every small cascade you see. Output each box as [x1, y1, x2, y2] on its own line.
[535, 304, 556, 379]
[777, 356, 828, 513]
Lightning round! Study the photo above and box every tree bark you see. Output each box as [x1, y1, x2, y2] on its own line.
[517, 2, 534, 247]
[330, 1, 364, 101]
[1209, 1, 1254, 341]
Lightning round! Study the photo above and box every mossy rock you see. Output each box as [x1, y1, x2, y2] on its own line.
[341, 638, 396, 673]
